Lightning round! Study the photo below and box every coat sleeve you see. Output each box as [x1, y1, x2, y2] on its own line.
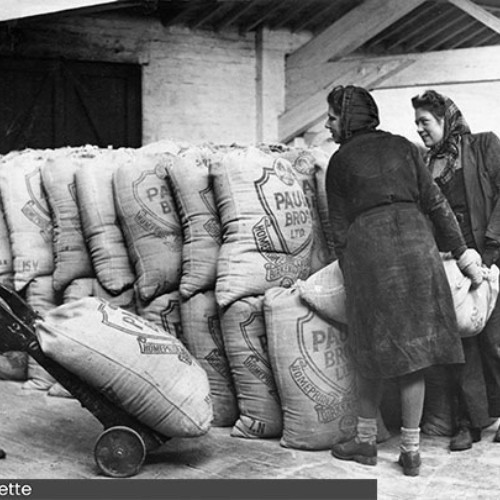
[480, 132, 500, 248]
[326, 155, 349, 267]
[411, 143, 466, 257]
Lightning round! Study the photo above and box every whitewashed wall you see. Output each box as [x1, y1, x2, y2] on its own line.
[374, 82, 500, 145]
[0, 14, 310, 146]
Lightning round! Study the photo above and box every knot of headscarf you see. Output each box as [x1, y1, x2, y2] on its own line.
[331, 85, 380, 144]
[427, 95, 471, 185]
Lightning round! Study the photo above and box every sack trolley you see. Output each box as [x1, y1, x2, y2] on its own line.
[0, 283, 170, 478]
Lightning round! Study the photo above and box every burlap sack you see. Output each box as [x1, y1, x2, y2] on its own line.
[296, 259, 346, 324]
[443, 257, 500, 337]
[23, 275, 63, 392]
[165, 147, 222, 300]
[0, 194, 27, 377]
[64, 277, 136, 314]
[0, 195, 13, 287]
[41, 147, 97, 290]
[113, 152, 182, 301]
[0, 351, 27, 381]
[309, 147, 336, 257]
[264, 286, 357, 449]
[297, 257, 500, 337]
[36, 298, 213, 437]
[181, 290, 238, 427]
[138, 139, 183, 156]
[0, 195, 24, 375]
[0, 150, 54, 290]
[220, 295, 282, 438]
[75, 149, 135, 295]
[135, 291, 183, 340]
[212, 147, 313, 309]
[262, 145, 332, 273]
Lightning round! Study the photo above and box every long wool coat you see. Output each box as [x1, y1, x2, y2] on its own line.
[326, 130, 466, 379]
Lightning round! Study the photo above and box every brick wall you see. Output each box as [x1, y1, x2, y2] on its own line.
[0, 14, 310, 146]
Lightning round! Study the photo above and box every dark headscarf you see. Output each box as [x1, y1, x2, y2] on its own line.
[328, 85, 380, 144]
[427, 93, 471, 185]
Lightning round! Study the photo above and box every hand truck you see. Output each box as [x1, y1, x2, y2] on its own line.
[0, 283, 170, 477]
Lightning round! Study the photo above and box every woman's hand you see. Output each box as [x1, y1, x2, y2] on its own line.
[457, 248, 484, 287]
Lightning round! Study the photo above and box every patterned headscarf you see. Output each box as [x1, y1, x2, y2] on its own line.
[427, 95, 471, 185]
[329, 85, 380, 144]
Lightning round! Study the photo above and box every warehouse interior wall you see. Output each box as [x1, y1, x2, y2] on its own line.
[305, 80, 500, 153]
[0, 14, 310, 148]
[374, 81, 500, 143]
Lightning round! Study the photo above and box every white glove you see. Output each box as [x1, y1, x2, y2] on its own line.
[457, 248, 483, 287]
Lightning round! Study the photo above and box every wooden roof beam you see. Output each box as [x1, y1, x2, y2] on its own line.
[384, 6, 455, 51]
[280, 45, 500, 142]
[213, 0, 259, 31]
[424, 16, 477, 50]
[446, 23, 490, 47]
[291, 2, 343, 34]
[447, 0, 500, 34]
[367, 2, 436, 49]
[401, 8, 465, 50]
[189, 2, 232, 30]
[286, 0, 427, 70]
[280, 57, 416, 143]
[238, 0, 287, 33]
[270, 0, 308, 30]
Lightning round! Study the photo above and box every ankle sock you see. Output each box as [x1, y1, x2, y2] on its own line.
[400, 426, 420, 453]
[356, 417, 377, 445]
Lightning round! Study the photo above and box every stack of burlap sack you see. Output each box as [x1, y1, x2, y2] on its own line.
[0, 139, 497, 445]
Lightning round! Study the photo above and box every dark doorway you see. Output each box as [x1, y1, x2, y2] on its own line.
[0, 57, 142, 154]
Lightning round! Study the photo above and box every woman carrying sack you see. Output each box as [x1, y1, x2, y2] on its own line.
[325, 85, 481, 476]
[412, 90, 500, 451]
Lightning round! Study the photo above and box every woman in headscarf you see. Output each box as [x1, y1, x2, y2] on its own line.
[325, 85, 482, 476]
[412, 89, 500, 451]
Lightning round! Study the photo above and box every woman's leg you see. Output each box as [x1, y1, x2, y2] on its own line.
[358, 372, 384, 420]
[400, 369, 425, 428]
[398, 369, 425, 476]
[356, 372, 384, 444]
[331, 372, 383, 466]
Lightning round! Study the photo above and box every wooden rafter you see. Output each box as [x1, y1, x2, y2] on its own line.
[291, 1, 341, 33]
[213, 0, 259, 31]
[404, 8, 464, 50]
[189, 2, 233, 30]
[367, 2, 435, 49]
[238, 0, 286, 33]
[447, 22, 490, 47]
[384, 6, 455, 51]
[280, 57, 415, 143]
[286, 0, 427, 69]
[279, 45, 500, 142]
[448, 0, 500, 34]
[270, 0, 307, 30]
[425, 16, 477, 50]
[284, 0, 428, 142]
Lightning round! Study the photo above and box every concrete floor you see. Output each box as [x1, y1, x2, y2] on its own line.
[0, 380, 499, 499]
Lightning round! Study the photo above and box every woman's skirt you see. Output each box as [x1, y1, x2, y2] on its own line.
[343, 202, 465, 379]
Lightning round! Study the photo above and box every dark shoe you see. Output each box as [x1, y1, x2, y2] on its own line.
[331, 438, 377, 466]
[398, 451, 421, 477]
[450, 427, 481, 451]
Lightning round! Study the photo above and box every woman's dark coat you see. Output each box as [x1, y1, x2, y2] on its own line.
[461, 132, 500, 252]
[456, 131, 500, 417]
[326, 129, 465, 379]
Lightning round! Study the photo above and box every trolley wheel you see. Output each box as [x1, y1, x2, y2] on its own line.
[94, 426, 146, 478]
